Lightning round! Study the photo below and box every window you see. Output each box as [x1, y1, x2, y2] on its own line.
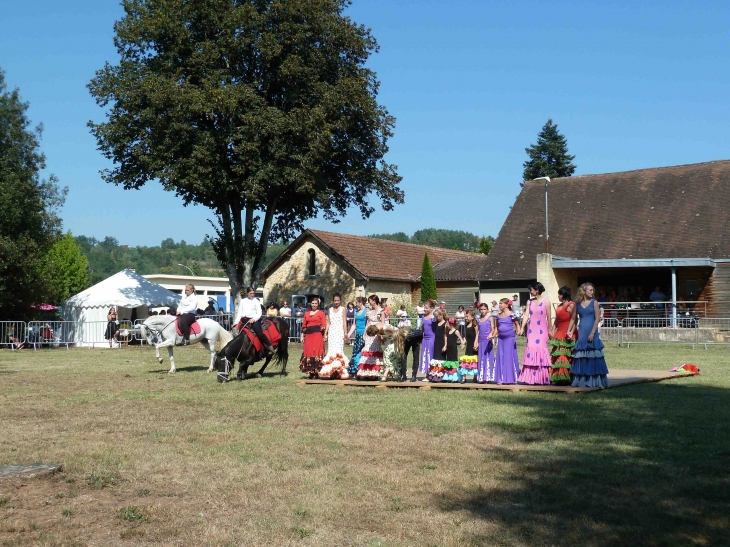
[308, 249, 316, 276]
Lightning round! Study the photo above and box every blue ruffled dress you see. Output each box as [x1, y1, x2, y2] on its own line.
[572, 299, 610, 388]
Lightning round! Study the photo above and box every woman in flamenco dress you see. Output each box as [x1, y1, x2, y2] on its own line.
[518, 282, 552, 385]
[347, 296, 367, 377]
[494, 298, 521, 384]
[568, 283, 610, 388]
[299, 298, 327, 377]
[356, 295, 384, 380]
[475, 302, 495, 383]
[417, 299, 437, 381]
[549, 286, 575, 385]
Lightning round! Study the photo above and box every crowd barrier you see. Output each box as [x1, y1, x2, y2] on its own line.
[3, 315, 728, 350]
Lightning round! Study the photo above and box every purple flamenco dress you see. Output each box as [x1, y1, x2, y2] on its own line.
[419, 318, 436, 374]
[518, 299, 551, 385]
[495, 315, 520, 384]
[476, 316, 495, 383]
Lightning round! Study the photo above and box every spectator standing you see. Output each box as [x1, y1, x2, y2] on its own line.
[597, 290, 609, 304]
[279, 301, 292, 318]
[416, 301, 425, 329]
[266, 302, 278, 317]
[382, 299, 391, 326]
[294, 302, 304, 338]
[204, 302, 217, 316]
[105, 307, 120, 348]
[455, 305, 466, 337]
[490, 300, 499, 317]
[396, 305, 410, 328]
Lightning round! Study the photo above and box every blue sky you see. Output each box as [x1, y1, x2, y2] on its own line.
[2, 0, 729, 246]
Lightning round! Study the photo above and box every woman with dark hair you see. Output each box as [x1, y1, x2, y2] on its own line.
[299, 297, 327, 377]
[549, 286, 575, 385]
[356, 295, 384, 380]
[105, 307, 120, 348]
[325, 293, 348, 358]
[517, 282, 552, 385]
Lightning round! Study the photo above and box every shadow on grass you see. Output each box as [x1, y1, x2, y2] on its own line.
[440, 383, 730, 546]
[147, 365, 209, 374]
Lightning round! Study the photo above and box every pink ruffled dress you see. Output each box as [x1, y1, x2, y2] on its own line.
[518, 298, 552, 385]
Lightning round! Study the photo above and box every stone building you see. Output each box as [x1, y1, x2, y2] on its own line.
[261, 229, 484, 309]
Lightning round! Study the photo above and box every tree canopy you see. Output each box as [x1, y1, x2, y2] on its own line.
[370, 229, 488, 252]
[0, 70, 66, 319]
[522, 119, 576, 185]
[42, 233, 89, 303]
[88, 0, 402, 301]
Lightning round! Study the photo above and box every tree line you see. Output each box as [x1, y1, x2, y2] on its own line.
[369, 229, 494, 255]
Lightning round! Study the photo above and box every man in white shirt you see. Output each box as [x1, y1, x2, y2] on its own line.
[176, 283, 198, 344]
[279, 301, 292, 318]
[234, 287, 274, 355]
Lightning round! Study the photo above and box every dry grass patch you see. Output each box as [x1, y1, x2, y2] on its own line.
[0, 344, 729, 546]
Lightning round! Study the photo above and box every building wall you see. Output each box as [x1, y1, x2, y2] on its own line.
[263, 237, 360, 306]
[366, 280, 413, 305]
[143, 274, 233, 311]
[698, 263, 730, 317]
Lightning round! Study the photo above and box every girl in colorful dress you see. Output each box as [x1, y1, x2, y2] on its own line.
[347, 296, 367, 376]
[442, 318, 465, 382]
[299, 298, 327, 377]
[475, 302, 495, 383]
[549, 286, 575, 385]
[494, 298, 521, 384]
[568, 283, 610, 388]
[418, 299, 437, 379]
[356, 295, 384, 380]
[458, 309, 479, 381]
[325, 293, 349, 358]
[518, 282, 552, 385]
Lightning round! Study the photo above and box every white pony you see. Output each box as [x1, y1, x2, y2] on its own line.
[139, 315, 234, 374]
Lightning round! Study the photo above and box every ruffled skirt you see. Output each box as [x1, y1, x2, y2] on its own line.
[518, 339, 551, 385]
[549, 335, 574, 385]
[571, 334, 609, 388]
[348, 333, 364, 375]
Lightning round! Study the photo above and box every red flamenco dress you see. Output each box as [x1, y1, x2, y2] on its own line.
[549, 302, 574, 385]
[299, 310, 326, 377]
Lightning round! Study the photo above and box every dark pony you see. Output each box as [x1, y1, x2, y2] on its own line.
[216, 317, 289, 382]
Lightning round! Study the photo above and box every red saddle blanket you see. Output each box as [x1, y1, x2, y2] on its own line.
[176, 318, 201, 336]
[242, 321, 281, 352]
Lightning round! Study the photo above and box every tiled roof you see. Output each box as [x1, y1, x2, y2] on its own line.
[310, 230, 479, 281]
[262, 229, 480, 282]
[433, 256, 489, 281]
[480, 160, 730, 281]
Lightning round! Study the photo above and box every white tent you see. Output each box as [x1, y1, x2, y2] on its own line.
[64, 269, 181, 347]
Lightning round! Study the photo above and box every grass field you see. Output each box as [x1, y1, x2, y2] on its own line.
[0, 342, 729, 546]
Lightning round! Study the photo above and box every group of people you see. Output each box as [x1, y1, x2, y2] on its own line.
[298, 282, 610, 388]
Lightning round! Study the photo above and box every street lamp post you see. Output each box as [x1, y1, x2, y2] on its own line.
[177, 263, 194, 276]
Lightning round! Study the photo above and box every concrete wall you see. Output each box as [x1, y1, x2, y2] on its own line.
[262, 236, 360, 306]
[536, 254, 578, 304]
[367, 280, 413, 305]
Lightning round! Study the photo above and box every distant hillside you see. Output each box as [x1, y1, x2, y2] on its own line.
[76, 236, 287, 285]
[369, 229, 493, 253]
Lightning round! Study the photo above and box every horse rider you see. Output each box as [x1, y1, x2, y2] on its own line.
[176, 283, 198, 345]
[234, 287, 275, 356]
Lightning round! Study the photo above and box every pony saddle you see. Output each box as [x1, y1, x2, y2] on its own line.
[176, 318, 201, 336]
[243, 320, 281, 352]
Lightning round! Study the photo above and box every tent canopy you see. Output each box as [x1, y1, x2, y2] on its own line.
[64, 269, 181, 309]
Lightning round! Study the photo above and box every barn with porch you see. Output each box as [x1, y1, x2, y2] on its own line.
[479, 160, 730, 318]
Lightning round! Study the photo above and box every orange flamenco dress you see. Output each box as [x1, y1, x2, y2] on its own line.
[549, 302, 574, 385]
[299, 310, 326, 377]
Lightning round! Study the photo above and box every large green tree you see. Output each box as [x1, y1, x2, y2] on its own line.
[88, 0, 403, 302]
[522, 119, 576, 185]
[0, 70, 66, 319]
[42, 233, 89, 303]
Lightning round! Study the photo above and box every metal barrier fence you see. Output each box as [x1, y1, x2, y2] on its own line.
[0, 321, 27, 350]
[27, 321, 73, 350]
[2, 315, 728, 349]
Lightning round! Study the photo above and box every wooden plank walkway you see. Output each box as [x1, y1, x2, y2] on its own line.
[297, 369, 696, 394]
